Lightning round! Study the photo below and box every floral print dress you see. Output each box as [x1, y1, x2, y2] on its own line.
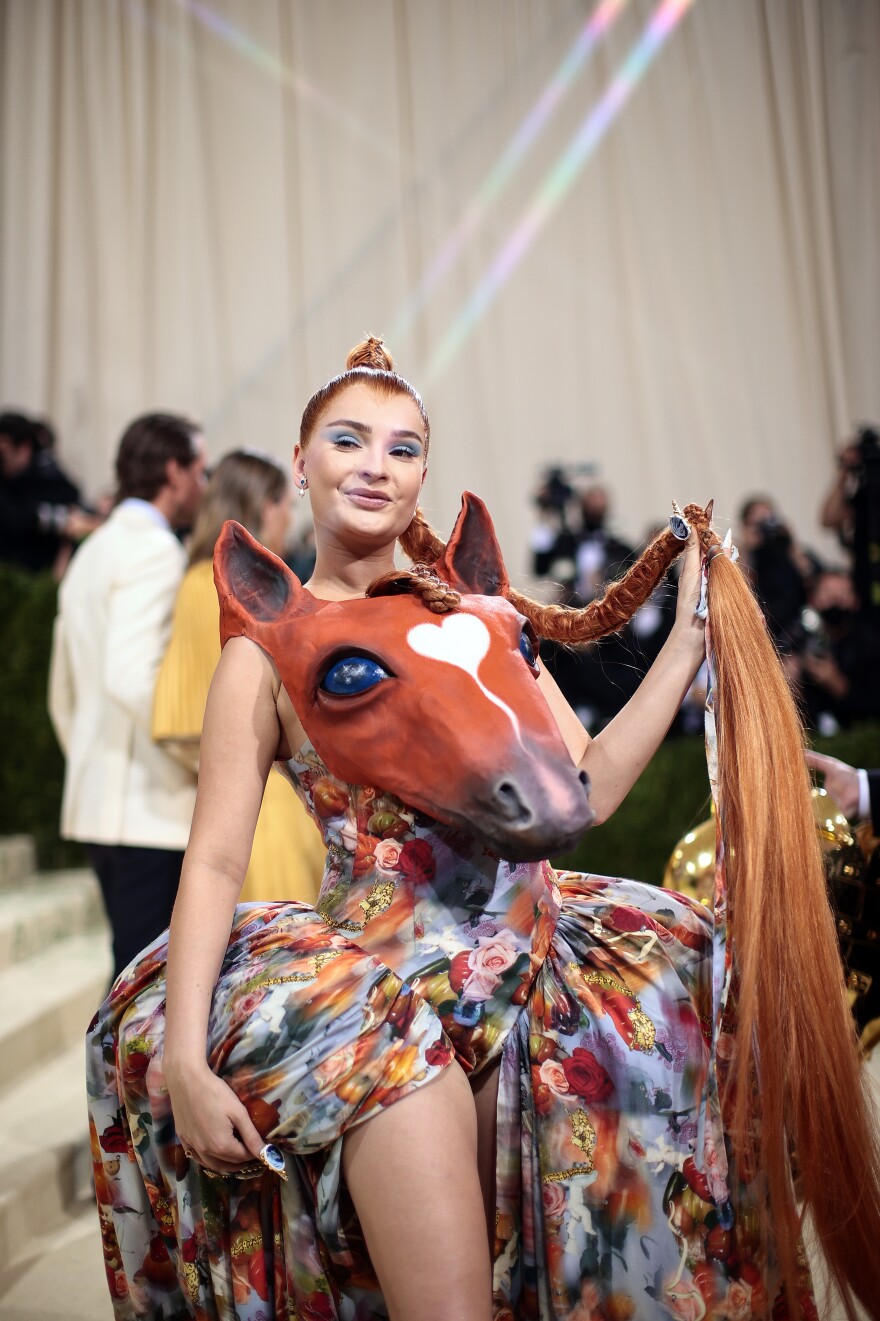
[87, 729, 805, 1320]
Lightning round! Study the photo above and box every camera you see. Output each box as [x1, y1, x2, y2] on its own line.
[755, 514, 792, 549]
[534, 463, 598, 514]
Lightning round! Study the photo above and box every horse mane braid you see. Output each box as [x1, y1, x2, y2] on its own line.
[366, 566, 460, 614]
[399, 503, 696, 643]
[397, 498, 880, 1317]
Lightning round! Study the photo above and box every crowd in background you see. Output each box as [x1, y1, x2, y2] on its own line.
[2, 406, 879, 744]
[529, 427, 880, 737]
[0, 409, 320, 587]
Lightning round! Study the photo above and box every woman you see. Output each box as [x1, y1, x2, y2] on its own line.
[88, 340, 880, 1321]
[152, 449, 325, 902]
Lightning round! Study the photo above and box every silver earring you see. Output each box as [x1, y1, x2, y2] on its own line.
[298, 476, 308, 499]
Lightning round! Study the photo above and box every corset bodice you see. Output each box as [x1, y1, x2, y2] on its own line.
[278, 743, 561, 1072]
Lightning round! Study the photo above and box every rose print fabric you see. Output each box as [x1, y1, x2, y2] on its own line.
[87, 740, 809, 1318]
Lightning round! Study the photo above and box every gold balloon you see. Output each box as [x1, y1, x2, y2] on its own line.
[662, 787, 863, 907]
[810, 787, 863, 886]
[663, 787, 870, 1009]
[662, 816, 716, 906]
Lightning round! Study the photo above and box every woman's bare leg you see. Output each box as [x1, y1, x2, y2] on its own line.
[471, 1059, 501, 1246]
[342, 1061, 493, 1321]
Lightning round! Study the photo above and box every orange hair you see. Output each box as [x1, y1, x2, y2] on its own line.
[299, 337, 430, 451]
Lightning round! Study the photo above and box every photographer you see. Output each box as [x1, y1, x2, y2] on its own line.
[821, 425, 880, 618]
[738, 495, 817, 652]
[529, 465, 580, 584]
[797, 569, 880, 729]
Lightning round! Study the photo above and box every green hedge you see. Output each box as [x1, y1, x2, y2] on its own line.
[0, 566, 84, 867]
[553, 722, 880, 884]
[2, 565, 879, 876]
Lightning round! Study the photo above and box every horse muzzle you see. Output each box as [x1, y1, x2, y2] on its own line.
[476, 766, 595, 862]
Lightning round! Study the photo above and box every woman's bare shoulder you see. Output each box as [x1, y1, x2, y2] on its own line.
[215, 636, 306, 759]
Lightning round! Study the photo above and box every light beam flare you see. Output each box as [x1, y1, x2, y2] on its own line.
[426, 0, 700, 383]
[390, 0, 629, 339]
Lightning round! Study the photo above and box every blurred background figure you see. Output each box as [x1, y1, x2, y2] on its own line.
[0, 410, 85, 575]
[573, 484, 634, 603]
[796, 569, 880, 733]
[529, 464, 586, 587]
[821, 425, 880, 620]
[737, 494, 818, 654]
[531, 471, 672, 733]
[48, 413, 207, 980]
[152, 449, 325, 903]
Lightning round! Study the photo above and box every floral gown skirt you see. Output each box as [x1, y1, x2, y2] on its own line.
[86, 866, 798, 1321]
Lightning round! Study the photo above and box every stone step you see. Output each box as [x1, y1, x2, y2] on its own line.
[0, 869, 106, 972]
[0, 931, 111, 1098]
[0, 1037, 98, 1293]
[0, 1202, 110, 1320]
[0, 836, 37, 891]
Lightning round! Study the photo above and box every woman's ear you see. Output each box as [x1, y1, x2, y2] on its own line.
[293, 444, 306, 485]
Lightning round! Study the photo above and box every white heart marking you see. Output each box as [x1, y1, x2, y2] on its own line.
[407, 613, 521, 740]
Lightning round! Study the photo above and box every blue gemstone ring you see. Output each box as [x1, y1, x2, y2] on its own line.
[669, 513, 690, 541]
[258, 1143, 288, 1181]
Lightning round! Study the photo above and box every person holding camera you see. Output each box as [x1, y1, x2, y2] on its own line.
[821, 425, 880, 618]
[796, 568, 880, 730]
[738, 495, 817, 652]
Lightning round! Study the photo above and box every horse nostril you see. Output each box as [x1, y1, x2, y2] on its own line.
[578, 770, 589, 786]
[495, 780, 533, 825]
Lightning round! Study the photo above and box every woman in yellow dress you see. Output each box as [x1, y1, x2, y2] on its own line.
[152, 449, 325, 901]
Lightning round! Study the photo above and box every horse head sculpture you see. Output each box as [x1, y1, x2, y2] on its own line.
[214, 493, 593, 861]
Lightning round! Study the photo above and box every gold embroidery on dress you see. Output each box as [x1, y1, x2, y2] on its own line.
[230, 1232, 262, 1257]
[360, 878, 395, 923]
[628, 1003, 656, 1052]
[581, 969, 631, 996]
[543, 1165, 593, 1183]
[153, 1195, 174, 1233]
[570, 1109, 597, 1164]
[316, 908, 363, 934]
[313, 949, 343, 973]
[182, 1259, 200, 1302]
[263, 948, 345, 986]
[543, 1109, 597, 1181]
[569, 964, 656, 1053]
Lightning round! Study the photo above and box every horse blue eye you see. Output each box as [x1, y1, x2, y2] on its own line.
[519, 630, 537, 667]
[321, 656, 390, 696]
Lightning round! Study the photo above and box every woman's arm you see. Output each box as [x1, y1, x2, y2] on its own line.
[162, 634, 282, 1170]
[537, 532, 705, 825]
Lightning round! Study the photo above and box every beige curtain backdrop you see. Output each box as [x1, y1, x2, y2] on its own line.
[1, 0, 878, 574]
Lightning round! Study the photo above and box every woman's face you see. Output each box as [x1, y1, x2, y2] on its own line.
[294, 382, 427, 549]
[259, 480, 293, 556]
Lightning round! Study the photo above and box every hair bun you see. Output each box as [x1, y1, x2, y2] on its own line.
[346, 336, 395, 373]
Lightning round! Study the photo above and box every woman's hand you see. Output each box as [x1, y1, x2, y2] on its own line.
[166, 1061, 267, 1173]
[805, 750, 861, 820]
[672, 528, 706, 650]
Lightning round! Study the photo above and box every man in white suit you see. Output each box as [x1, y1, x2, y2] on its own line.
[49, 413, 207, 979]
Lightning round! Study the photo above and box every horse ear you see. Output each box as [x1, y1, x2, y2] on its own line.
[433, 492, 510, 597]
[214, 520, 314, 644]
